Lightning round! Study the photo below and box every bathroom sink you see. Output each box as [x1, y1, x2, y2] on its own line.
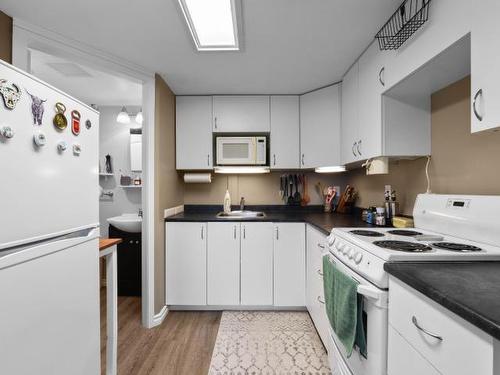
[107, 214, 142, 233]
[216, 210, 266, 219]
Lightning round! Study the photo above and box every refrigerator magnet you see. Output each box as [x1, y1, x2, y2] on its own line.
[26, 90, 46, 126]
[33, 131, 47, 147]
[72, 143, 81, 156]
[71, 110, 81, 135]
[85, 119, 92, 129]
[57, 140, 68, 152]
[0, 80, 22, 110]
[53, 102, 68, 130]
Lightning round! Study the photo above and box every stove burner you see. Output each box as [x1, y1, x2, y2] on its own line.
[387, 230, 423, 236]
[373, 240, 433, 252]
[350, 230, 385, 237]
[432, 242, 483, 252]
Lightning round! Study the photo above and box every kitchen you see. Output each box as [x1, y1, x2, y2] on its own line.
[1, 0, 500, 375]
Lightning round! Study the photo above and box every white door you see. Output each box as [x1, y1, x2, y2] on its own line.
[240, 222, 274, 305]
[340, 61, 359, 165]
[270, 96, 300, 169]
[358, 41, 384, 161]
[166, 222, 207, 305]
[207, 222, 240, 305]
[175, 96, 213, 169]
[300, 84, 342, 168]
[213, 96, 270, 132]
[273, 223, 305, 306]
[471, 0, 500, 132]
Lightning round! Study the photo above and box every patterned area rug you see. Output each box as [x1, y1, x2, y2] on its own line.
[208, 311, 332, 375]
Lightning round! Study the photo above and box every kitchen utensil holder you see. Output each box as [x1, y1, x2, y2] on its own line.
[375, 0, 432, 50]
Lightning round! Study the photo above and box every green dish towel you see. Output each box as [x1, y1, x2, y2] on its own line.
[323, 255, 367, 358]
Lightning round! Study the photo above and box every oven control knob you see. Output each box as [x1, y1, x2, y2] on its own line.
[327, 235, 335, 247]
[348, 250, 355, 259]
[354, 253, 363, 264]
[345, 248, 352, 257]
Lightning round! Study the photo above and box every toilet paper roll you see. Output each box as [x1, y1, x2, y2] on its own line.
[183, 173, 212, 184]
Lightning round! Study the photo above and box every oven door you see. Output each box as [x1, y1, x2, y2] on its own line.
[216, 137, 256, 165]
[325, 253, 388, 375]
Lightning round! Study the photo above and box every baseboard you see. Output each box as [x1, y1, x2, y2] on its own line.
[151, 305, 168, 327]
[168, 305, 307, 311]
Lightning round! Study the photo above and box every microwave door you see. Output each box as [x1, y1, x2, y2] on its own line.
[217, 137, 256, 165]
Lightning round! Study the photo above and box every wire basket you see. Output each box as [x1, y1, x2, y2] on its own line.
[375, 0, 432, 50]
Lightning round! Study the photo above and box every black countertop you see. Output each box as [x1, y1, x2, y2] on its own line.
[165, 205, 376, 235]
[385, 262, 500, 340]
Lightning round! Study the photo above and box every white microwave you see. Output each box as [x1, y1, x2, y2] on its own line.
[216, 136, 267, 165]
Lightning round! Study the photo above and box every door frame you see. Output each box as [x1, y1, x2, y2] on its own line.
[12, 19, 159, 328]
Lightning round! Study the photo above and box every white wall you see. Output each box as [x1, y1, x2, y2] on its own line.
[99, 106, 142, 237]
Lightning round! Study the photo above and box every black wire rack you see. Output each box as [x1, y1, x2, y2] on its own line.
[375, 0, 432, 50]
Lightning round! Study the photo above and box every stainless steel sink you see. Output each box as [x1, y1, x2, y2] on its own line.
[216, 210, 266, 219]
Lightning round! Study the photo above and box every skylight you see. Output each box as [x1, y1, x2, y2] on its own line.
[178, 0, 240, 51]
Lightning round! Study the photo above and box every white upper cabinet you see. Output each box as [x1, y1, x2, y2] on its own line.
[207, 222, 240, 305]
[358, 41, 385, 161]
[176, 96, 213, 170]
[300, 84, 341, 169]
[270, 96, 300, 169]
[471, 0, 500, 132]
[341, 62, 359, 165]
[213, 96, 270, 132]
[240, 222, 274, 306]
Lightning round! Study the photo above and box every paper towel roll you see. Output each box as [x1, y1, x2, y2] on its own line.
[183, 173, 212, 184]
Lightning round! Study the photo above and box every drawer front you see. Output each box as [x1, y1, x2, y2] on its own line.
[388, 325, 440, 375]
[389, 278, 494, 375]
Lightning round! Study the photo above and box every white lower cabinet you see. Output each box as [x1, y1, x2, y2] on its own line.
[166, 222, 207, 305]
[388, 277, 499, 375]
[207, 222, 240, 305]
[240, 222, 274, 306]
[273, 223, 305, 306]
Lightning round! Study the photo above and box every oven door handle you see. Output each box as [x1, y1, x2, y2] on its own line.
[357, 285, 382, 301]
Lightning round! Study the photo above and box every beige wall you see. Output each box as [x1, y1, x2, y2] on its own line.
[154, 75, 183, 314]
[183, 172, 349, 206]
[0, 10, 12, 63]
[346, 76, 500, 215]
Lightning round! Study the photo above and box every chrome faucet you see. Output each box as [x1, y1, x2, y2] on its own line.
[138, 208, 143, 217]
[240, 197, 245, 211]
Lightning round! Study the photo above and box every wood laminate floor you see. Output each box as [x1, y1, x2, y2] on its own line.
[100, 289, 221, 375]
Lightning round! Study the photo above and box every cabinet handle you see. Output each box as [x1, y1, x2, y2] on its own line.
[379, 67, 385, 86]
[201, 226, 204, 240]
[317, 296, 325, 304]
[473, 89, 483, 121]
[317, 243, 325, 249]
[352, 142, 358, 157]
[233, 225, 237, 239]
[276, 226, 279, 240]
[301, 153, 305, 166]
[207, 154, 210, 166]
[357, 140, 362, 156]
[273, 154, 276, 166]
[317, 269, 323, 276]
[412, 316, 443, 341]
[214, 117, 218, 129]
[243, 226, 246, 239]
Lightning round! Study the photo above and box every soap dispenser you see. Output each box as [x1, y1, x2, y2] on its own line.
[224, 189, 231, 213]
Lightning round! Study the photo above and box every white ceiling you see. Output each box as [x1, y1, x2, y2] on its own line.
[29, 49, 142, 106]
[1, 0, 400, 95]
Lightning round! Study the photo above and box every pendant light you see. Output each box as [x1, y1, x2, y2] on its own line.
[116, 106, 131, 124]
[135, 109, 143, 125]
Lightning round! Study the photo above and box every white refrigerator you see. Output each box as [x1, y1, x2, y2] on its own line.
[0, 60, 101, 374]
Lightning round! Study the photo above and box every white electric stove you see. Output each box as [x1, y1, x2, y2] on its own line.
[325, 194, 500, 375]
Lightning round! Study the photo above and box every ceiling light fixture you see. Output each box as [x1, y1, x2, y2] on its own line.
[116, 106, 131, 124]
[315, 166, 347, 174]
[178, 0, 240, 51]
[214, 166, 270, 174]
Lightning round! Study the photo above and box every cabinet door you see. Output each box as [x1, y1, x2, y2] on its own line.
[270, 96, 300, 169]
[471, 0, 500, 132]
[176, 96, 213, 170]
[273, 223, 305, 306]
[207, 222, 240, 305]
[240, 222, 274, 305]
[340, 61, 359, 165]
[166, 222, 207, 305]
[300, 84, 341, 168]
[213, 96, 270, 132]
[358, 41, 384, 161]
